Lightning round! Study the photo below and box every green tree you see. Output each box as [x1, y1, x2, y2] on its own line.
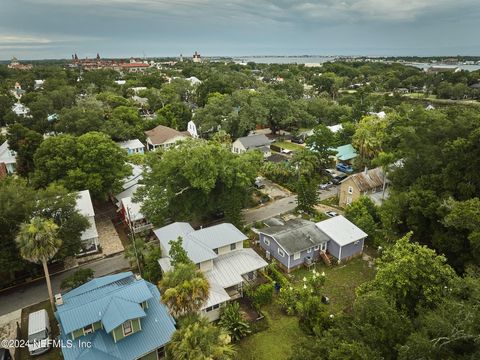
[296, 175, 318, 214]
[60, 268, 95, 291]
[33, 132, 131, 198]
[158, 262, 210, 318]
[345, 196, 379, 244]
[169, 237, 192, 267]
[218, 302, 251, 342]
[6, 123, 43, 176]
[352, 115, 388, 164]
[358, 233, 457, 314]
[16, 217, 62, 310]
[167, 316, 235, 360]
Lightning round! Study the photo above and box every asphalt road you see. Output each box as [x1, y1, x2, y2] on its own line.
[243, 186, 339, 225]
[0, 254, 130, 316]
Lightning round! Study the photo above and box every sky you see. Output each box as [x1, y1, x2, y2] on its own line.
[1, 0, 479, 60]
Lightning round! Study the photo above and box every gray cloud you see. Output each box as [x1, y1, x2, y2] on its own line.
[1, 0, 479, 59]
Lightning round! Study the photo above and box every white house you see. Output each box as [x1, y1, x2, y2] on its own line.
[231, 134, 271, 157]
[186, 76, 202, 86]
[155, 222, 267, 321]
[0, 141, 16, 174]
[11, 103, 30, 117]
[116, 139, 145, 155]
[144, 125, 190, 151]
[187, 120, 198, 138]
[75, 190, 99, 254]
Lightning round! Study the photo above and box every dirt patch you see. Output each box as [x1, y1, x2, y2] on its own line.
[315, 204, 345, 215]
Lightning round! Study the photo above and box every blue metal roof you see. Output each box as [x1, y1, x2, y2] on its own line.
[57, 272, 153, 334]
[101, 297, 146, 333]
[57, 276, 176, 360]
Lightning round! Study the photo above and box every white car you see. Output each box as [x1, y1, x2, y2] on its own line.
[324, 211, 338, 218]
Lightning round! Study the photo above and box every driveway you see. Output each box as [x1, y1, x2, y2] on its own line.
[258, 178, 291, 200]
[0, 254, 130, 316]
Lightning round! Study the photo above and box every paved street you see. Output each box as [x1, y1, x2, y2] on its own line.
[243, 186, 339, 225]
[0, 254, 130, 316]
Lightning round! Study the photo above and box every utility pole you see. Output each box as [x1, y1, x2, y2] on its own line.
[126, 206, 142, 275]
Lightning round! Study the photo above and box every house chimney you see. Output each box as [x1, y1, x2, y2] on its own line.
[364, 166, 368, 174]
[55, 293, 64, 306]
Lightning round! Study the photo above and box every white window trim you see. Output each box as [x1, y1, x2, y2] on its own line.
[348, 186, 353, 194]
[293, 252, 301, 260]
[122, 320, 133, 336]
[307, 248, 312, 253]
[263, 237, 270, 246]
[321, 242, 327, 251]
[314, 245, 319, 251]
[83, 324, 94, 335]
[278, 248, 285, 257]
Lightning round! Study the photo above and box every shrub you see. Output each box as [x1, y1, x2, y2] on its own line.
[246, 282, 275, 310]
[265, 262, 289, 288]
[218, 302, 251, 342]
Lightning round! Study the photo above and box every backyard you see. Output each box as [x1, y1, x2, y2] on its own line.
[236, 257, 376, 359]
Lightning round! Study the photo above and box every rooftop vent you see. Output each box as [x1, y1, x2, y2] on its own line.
[54, 293, 63, 306]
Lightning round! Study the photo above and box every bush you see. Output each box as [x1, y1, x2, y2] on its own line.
[265, 262, 289, 288]
[246, 283, 275, 310]
[218, 302, 251, 342]
[278, 286, 299, 315]
[60, 268, 95, 291]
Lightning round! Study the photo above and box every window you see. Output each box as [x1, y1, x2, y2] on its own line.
[278, 248, 285, 257]
[348, 186, 353, 194]
[230, 243, 236, 251]
[307, 248, 312, 253]
[293, 252, 301, 260]
[314, 245, 319, 251]
[263, 237, 270, 246]
[354, 240, 360, 245]
[122, 320, 132, 336]
[83, 324, 93, 335]
[157, 347, 166, 359]
[346, 196, 352, 205]
[321, 242, 327, 251]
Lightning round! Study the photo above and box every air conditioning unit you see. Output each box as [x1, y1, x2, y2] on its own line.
[265, 251, 271, 260]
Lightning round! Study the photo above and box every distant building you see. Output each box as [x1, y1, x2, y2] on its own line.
[7, 57, 32, 70]
[331, 144, 358, 164]
[231, 134, 272, 157]
[11, 103, 30, 117]
[193, 51, 202, 63]
[425, 65, 460, 74]
[145, 125, 190, 151]
[187, 120, 198, 138]
[0, 141, 16, 174]
[338, 167, 387, 207]
[117, 139, 145, 155]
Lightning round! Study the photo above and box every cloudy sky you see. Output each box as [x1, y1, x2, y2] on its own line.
[1, 0, 479, 59]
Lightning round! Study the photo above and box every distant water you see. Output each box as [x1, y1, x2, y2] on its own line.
[231, 56, 480, 71]
[232, 56, 335, 64]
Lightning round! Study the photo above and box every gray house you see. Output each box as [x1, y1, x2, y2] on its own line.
[231, 134, 271, 157]
[315, 215, 367, 262]
[258, 216, 367, 271]
[258, 219, 329, 272]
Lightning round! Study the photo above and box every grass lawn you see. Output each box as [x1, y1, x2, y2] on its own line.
[235, 302, 304, 360]
[18, 301, 62, 360]
[236, 258, 375, 359]
[273, 141, 305, 152]
[290, 257, 375, 313]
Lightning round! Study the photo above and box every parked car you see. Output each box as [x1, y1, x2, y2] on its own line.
[319, 181, 333, 190]
[27, 309, 51, 356]
[325, 169, 336, 176]
[336, 163, 353, 173]
[291, 136, 304, 144]
[254, 177, 265, 189]
[325, 211, 338, 218]
[331, 174, 347, 185]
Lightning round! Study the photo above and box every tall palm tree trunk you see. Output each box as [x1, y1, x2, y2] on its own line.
[42, 259, 55, 312]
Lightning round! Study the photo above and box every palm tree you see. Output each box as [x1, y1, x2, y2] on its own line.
[159, 262, 210, 318]
[16, 217, 62, 311]
[167, 316, 235, 360]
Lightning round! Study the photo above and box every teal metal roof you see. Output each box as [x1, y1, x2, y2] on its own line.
[57, 272, 153, 334]
[57, 276, 175, 360]
[333, 144, 358, 161]
[101, 297, 146, 333]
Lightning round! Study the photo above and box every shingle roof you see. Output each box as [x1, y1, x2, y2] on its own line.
[236, 134, 271, 149]
[58, 280, 175, 360]
[117, 139, 144, 150]
[343, 167, 385, 192]
[259, 219, 329, 254]
[316, 215, 367, 246]
[145, 125, 189, 145]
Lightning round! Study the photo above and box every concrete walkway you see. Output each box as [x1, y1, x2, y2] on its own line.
[0, 254, 130, 316]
